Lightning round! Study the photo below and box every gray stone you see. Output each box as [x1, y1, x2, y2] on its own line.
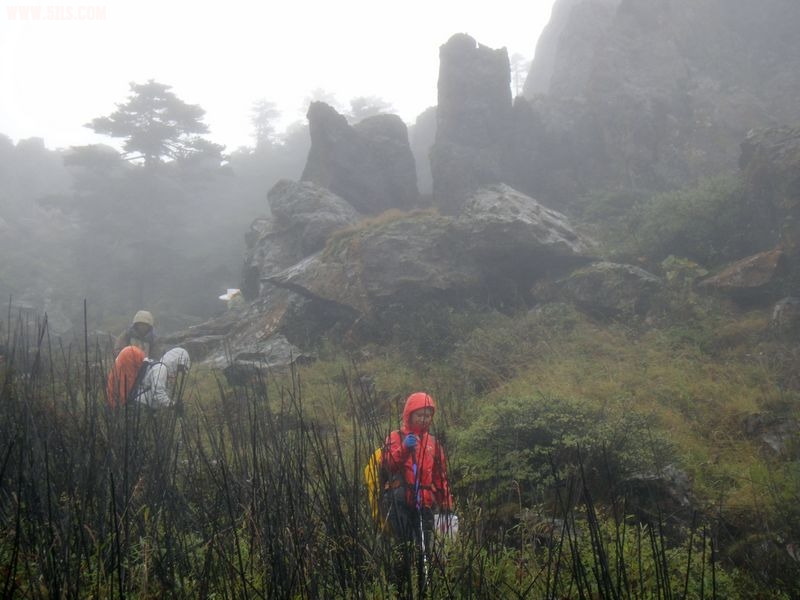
[265, 184, 593, 315]
[301, 102, 419, 215]
[698, 249, 787, 301]
[207, 334, 312, 371]
[532, 261, 664, 317]
[268, 179, 360, 254]
[741, 412, 800, 455]
[431, 34, 513, 214]
[241, 180, 360, 299]
[772, 297, 800, 332]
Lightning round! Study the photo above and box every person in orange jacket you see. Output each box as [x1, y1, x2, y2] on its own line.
[382, 392, 453, 590]
[106, 345, 146, 408]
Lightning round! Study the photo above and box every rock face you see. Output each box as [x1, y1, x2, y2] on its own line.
[453, 184, 592, 279]
[266, 184, 593, 315]
[301, 102, 419, 215]
[159, 287, 314, 368]
[268, 179, 360, 255]
[524, 0, 621, 98]
[430, 34, 513, 215]
[515, 0, 800, 205]
[170, 184, 593, 362]
[241, 180, 359, 299]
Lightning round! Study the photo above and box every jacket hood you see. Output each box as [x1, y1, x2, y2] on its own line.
[160, 347, 190, 375]
[118, 345, 146, 366]
[133, 310, 154, 326]
[402, 392, 436, 433]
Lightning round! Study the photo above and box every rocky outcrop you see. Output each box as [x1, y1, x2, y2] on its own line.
[524, 0, 621, 97]
[515, 0, 800, 205]
[159, 285, 318, 368]
[532, 261, 664, 317]
[621, 465, 694, 523]
[453, 184, 592, 279]
[169, 184, 592, 363]
[698, 249, 787, 302]
[241, 180, 359, 299]
[771, 297, 800, 333]
[430, 34, 513, 215]
[265, 184, 593, 315]
[265, 219, 467, 315]
[301, 102, 419, 215]
[268, 179, 360, 255]
[741, 412, 800, 455]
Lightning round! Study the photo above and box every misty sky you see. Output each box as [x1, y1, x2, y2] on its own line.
[1, 0, 556, 151]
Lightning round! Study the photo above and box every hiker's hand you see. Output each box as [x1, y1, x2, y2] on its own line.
[404, 434, 417, 450]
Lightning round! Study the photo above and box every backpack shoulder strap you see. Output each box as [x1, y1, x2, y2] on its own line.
[380, 431, 408, 491]
[127, 358, 159, 403]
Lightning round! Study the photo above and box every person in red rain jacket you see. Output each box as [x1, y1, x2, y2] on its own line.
[382, 392, 453, 589]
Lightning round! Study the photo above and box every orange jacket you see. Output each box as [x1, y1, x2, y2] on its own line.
[106, 345, 145, 407]
[384, 392, 453, 511]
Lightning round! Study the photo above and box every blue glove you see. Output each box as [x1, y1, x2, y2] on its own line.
[403, 433, 418, 450]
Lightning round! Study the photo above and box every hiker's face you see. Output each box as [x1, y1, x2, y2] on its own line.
[411, 407, 434, 429]
[133, 323, 152, 337]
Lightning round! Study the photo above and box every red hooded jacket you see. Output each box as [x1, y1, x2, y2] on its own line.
[384, 392, 453, 511]
[106, 345, 146, 408]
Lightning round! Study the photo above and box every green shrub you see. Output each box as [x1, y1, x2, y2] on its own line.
[453, 394, 675, 522]
[629, 175, 767, 267]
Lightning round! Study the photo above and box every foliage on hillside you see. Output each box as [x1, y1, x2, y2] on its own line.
[332, 291, 800, 596]
[581, 174, 774, 269]
[3, 292, 799, 596]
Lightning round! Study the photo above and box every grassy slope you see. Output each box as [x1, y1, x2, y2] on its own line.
[287, 296, 799, 585]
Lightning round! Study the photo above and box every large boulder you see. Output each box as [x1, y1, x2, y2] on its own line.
[168, 186, 592, 363]
[454, 184, 591, 273]
[532, 261, 664, 317]
[301, 102, 419, 215]
[241, 218, 298, 300]
[698, 248, 787, 302]
[265, 184, 593, 315]
[241, 180, 359, 299]
[264, 217, 472, 315]
[268, 179, 360, 255]
[159, 285, 319, 368]
[430, 34, 513, 215]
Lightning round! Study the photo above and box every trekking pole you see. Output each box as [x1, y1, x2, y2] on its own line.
[410, 447, 429, 593]
[173, 366, 188, 417]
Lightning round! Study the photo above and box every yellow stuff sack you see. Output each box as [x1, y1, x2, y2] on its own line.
[363, 446, 384, 525]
